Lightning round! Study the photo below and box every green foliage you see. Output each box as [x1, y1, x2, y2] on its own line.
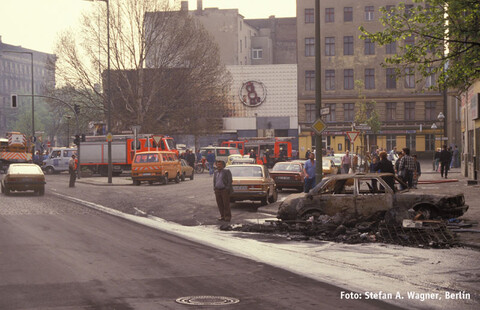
[354, 80, 381, 134]
[359, 0, 480, 93]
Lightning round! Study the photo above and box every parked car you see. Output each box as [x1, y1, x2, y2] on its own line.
[1, 163, 46, 196]
[322, 159, 339, 176]
[199, 146, 241, 163]
[277, 173, 469, 222]
[131, 151, 181, 185]
[226, 154, 243, 166]
[180, 159, 194, 181]
[226, 164, 277, 206]
[269, 161, 305, 192]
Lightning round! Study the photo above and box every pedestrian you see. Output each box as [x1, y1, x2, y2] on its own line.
[398, 148, 416, 189]
[439, 145, 452, 178]
[249, 149, 257, 163]
[303, 152, 316, 193]
[412, 154, 421, 189]
[451, 145, 459, 168]
[206, 150, 215, 176]
[196, 149, 202, 163]
[434, 148, 441, 171]
[388, 146, 397, 162]
[68, 154, 78, 187]
[377, 151, 395, 191]
[305, 149, 311, 159]
[213, 160, 233, 222]
[186, 149, 196, 168]
[264, 149, 271, 168]
[341, 150, 352, 174]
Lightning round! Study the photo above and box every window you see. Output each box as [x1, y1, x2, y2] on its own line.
[365, 6, 374, 20]
[252, 49, 263, 59]
[364, 38, 375, 55]
[386, 102, 396, 121]
[406, 134, 416, 150]
[344, 36, 354, 55]
[405, 35, 415, 48]
[326, 8, 334, 23]
[365, 69, 375, 89]
[325, 103, 336, 123]
[386, 135, 397, 151]
[344, 103, 354, 122]
[386, 41, 396, 54]
[344, 69, 354, 90]
[305, 70, 315, 91]
[305, 38, 315, 56]
[425, 134, 435, 151]
[405, 68, 415, 88]
[404, 102, 415, 121]
[426, 67, 435, 87]
[306, 104, 315, 123]
[325, 70, 335, 90]
[425, 101, 436, 121]
[325, 37, 335, 56]
[344, 7, 353, 22]
[305, 8, 314, 23]
[386, 68, 397, 89]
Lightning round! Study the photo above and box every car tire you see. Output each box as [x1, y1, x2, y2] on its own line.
[45, 167, 55, 175]
[190, 172, 194, 180]
[277, 187, 282, 192]
[1, 184, 4, 193]
[260, 194, 268, 206]
[133, 180, 141, 186]
[148, 181, 154, 185]
[181, 172, 186, 182]
[268, 188, 278, 203]
[175, 173, 180, 183]
[38, 186, 45, 196]
[162, 175, 168, 185]
[4, 186, 10, 195]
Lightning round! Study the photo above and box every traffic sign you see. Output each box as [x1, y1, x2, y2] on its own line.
[311, 118, 327, 136]
[152, 135, 162, 145]
[346, 131, 360, 143]
[106, 133, 113, 142]
[320, 107, 330, 116]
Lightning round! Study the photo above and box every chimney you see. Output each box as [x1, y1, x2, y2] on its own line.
[197, 0, 203, 13]
[180, 1, 188, 11]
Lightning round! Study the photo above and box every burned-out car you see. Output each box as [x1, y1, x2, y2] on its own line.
[277, 173, 468, 222]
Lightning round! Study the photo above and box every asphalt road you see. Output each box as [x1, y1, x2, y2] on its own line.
[0, 185, 399, 309]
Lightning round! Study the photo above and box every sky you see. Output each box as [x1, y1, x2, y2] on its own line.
[0, 0, 296, 55]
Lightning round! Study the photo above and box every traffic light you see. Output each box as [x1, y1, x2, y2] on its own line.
[81, 134, 86, 142]
[11, 94, 17, 108]
[73, 135, 80, 145]
[74, 104, 80, 114]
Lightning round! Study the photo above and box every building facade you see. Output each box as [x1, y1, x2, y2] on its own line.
[460, 81, 480, 182]
[0, 36, 55, 135]
[296, 0, 447, 158]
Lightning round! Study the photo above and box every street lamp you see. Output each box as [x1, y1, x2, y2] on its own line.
[84, 0, 112, 183]
[2, 51, 34, 149]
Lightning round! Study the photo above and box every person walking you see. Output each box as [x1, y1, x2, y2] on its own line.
[341, 150, 352, 174]
[376, 151, 395, 191]
[434, 148, 441, 171]
[68, 154, 78, 187]
[398, 148, 416, 189]
[412, 154, 421, 189]
[206, 150, 215, 176]
[303, 152, 316, 193]
[213, 160, 233, 222]
[439, 145, 452, 178]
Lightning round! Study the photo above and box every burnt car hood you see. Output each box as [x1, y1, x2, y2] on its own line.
[395, 191, 468, 218]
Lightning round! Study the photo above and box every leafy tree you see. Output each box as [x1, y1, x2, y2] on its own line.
[53, 0, 230, 138]
[354, 80, 381, 155]
[360, 0, 480, 93]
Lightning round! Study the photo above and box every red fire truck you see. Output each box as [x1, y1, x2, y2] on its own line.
[221, 137, 293, 167]
[0, 132, 33, 171]
[80, 134, 177, 175]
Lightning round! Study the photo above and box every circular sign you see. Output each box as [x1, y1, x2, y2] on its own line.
[106, 133, 113, 142]
[239, 80, 267, 107]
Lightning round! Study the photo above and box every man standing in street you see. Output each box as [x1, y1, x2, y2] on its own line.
[440, 145, 452, 178]
[341, 150, 352, 174]
[68, 154, 77, 187]
[303, 152, 316, 193]
[398, 147, 416, 188]
[213, 160, 233, 222]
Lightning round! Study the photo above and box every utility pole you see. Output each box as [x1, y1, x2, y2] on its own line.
[315, 0, 323, 184]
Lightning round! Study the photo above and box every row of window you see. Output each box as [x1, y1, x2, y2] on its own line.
[304, 36, 413, 57]
[304, 68, 435, 91]
[0, 79, 43, 93]
[305, 101, 438, 123]
[0, 61, 47, 77]
[305, 5, 405, 24]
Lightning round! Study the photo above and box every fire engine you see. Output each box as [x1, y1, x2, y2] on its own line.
[79, 134, 177, 175]
[0, 132, 33, 171]
[221, 137, 293, 167]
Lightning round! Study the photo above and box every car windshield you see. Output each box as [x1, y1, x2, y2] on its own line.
[322, 161, 332, 168]
[326, 157, 341, 165]
[272, 163, 302, 172]
[227, 166, 263, 177]
[9, 164, 43, 175]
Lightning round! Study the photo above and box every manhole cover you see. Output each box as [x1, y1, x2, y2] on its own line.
[176, 296, 240, 306]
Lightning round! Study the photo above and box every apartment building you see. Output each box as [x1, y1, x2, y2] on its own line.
[0, 36, 55, 134]
[297, 0, 449, 158]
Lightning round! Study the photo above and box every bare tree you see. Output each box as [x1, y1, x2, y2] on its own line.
[53, 0, 231, 136]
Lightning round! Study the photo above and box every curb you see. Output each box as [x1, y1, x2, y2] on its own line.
[76, 179, 133, 186]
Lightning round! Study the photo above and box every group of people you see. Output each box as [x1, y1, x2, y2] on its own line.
[179, 149, 201, 168]
[374, 147, 421, 189]
[433, 145, 459, 175]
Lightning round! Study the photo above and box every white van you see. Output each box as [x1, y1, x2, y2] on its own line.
[199, 146, 240, 163]
[42, 147, 77, 174]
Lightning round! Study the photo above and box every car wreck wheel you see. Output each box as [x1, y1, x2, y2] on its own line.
[268, 188, 278, 203]
[301, 210, 322, 221]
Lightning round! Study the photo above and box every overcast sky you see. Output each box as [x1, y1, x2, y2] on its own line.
[0, 0, 296, 54]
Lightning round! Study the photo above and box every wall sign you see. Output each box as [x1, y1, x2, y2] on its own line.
[239, 81, 267, 107]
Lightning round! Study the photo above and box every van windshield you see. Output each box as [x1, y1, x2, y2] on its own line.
[134, 154, 159, 163]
